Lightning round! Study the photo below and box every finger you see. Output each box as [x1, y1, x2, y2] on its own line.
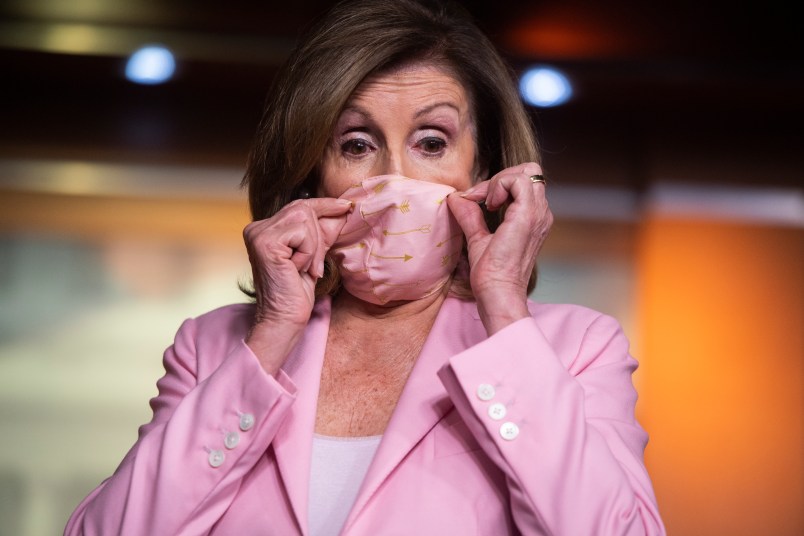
[313, 215, 348, 278]
[319, 214, 348, 247]
[508, 161, 543, 178]
[245, 219, 311, 282]
[291, 207, 324, 277]
[458, 180, 490, 203]
[305, 197, 353, 218]
[446, 193, 490, 244]
[484, 176, 520, 212]
[250, 200, 350, 279]
[285, 219, 319, 273]
[296, 200, 350, 278]
[486, 164, 543, 211]
[297, 200, 351, 278]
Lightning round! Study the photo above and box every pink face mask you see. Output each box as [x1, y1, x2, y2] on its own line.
[329, 175, 464, 305]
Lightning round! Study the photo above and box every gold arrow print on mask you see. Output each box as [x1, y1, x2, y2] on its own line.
[436, 233, 463, 247]
[382, 224, 432, 236]
[371, 252, 413, 262]
[362, 200, 411, 217]
[331, 242, 366, 252]
[441, 249, 462, 266]
[372, 178, 408, 193]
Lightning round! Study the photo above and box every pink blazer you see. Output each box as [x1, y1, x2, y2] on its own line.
[65, 296, 665, 535]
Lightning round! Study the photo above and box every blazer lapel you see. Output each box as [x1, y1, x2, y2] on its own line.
[344, 297, 486, 527]
[272, 297, 332, 535]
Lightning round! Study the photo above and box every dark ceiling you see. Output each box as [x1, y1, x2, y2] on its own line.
[1, 0, 801, 189]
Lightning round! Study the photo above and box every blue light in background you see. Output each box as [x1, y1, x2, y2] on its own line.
[125, 45, 176, 85]
[519, 66, 572, 107]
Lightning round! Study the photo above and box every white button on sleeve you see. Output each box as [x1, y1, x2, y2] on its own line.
[224, 431, 240, 450]
[208, 449, 225, 467]
[476, 384, 496, 401]
[488, 402, 507, 421]
[239, 413, 255, 431]
[499, 422, 520, 441]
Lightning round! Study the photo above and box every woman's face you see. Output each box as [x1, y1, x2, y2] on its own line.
[318, 62, 480, 198]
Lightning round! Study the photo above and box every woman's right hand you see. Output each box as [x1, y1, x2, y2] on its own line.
[242, 197, 352, 375]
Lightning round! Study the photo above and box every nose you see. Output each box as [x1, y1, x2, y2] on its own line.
[375, 146, 416, 179]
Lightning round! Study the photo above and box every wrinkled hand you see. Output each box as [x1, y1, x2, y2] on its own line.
[243, 197, 351, 373]
[447, 163, 552, 335]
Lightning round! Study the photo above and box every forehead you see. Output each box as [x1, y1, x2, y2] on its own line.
[346, 62, 471, 113]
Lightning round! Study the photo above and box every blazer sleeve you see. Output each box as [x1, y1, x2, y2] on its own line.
[64, 314, 298, 536]
[438, 313, 666, 536]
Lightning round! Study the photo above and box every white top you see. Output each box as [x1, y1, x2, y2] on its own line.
[308, 434, 382, 536]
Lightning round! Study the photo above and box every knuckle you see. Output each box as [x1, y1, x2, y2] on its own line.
[522, 162, 542, 176]
[243, 222, 259, 240]
[282, 200, 309, 218]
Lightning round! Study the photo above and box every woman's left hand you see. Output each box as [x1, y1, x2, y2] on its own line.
[447, 163, 552, 335]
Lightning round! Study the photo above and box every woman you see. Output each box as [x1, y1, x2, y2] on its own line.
[65, 0, 665, 534]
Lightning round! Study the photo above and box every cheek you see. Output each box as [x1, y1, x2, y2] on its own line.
[451, 137, 480, 189]
[316, 177, 342, 199]
[317, 174, 347, 198]
[414, 146, 476, 191]
[317, 164, 372, 198]
[317, 149, 354, 198]
[450, 175, 474, 192]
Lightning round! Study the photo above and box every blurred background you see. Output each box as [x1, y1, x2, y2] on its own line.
[0, 0, 801, 534]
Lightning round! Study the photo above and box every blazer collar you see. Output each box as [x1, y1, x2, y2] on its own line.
[345, 296, 486, 530]
[272, 295, 486, 535]
[272, 297, 332, 535]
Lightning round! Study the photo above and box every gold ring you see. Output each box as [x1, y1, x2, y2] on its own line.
[529, 174, 546, 184]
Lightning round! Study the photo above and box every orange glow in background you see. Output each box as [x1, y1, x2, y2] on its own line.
[503, 5, 657, 60]
[638, 217, 803, 535]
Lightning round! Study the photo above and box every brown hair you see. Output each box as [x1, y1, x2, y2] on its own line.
[242, 0, 540, 297]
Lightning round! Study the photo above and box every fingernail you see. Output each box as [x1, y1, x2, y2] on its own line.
[338, 199, 353, 206]
[317, 260, 325, 278]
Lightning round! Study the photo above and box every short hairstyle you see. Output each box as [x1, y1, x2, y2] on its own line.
[242, 0, 540, 297]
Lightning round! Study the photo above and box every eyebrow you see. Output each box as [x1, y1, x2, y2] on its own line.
[414, 101, 461, 119]
[339, 105, 371, 119]
[339, 101, 461, 121]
